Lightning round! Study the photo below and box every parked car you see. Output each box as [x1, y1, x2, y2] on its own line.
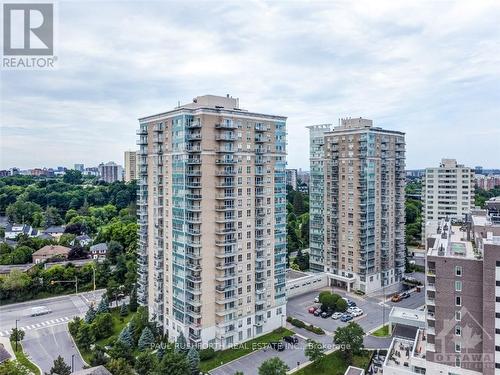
[391, 294, 401, 302]
[308, 306, 318, 314]
[270, 341, 285, 351]
[340, 314, 353, 322]
[401, 292, 411, 299]
[347, 301, 356, 308]
[313, 308, 323, 316]
[351, 309, 363, 317]
[332, 312, 343, 320]
[321, 310, 333, 318]
[283, 335, 298, 344]
[347, 307, 361, 314]
[314, 296, 320, 303]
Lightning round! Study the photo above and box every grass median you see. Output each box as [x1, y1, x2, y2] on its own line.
[200, 327, 294, 372]
[10, 340, 41, 375]
[371, 325, 390, 337]
[294, 350, 372, 375]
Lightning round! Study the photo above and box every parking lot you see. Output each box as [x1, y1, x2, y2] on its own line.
[287, 287, 425, 335]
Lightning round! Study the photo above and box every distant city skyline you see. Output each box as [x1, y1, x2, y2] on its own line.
[1, 1, 500, 170]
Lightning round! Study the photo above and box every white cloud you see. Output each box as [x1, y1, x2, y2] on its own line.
[1, 0, 500, 169]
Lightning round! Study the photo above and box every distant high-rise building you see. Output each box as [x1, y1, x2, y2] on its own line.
[137, 94, 287, 348]
[475, 174, 500, 191]
[286, 168, 298, 190]
[308, 118, 406, 293]
[124, 151, 138, 182]
[297, 169, 310, 185]
[98, 162, 123, 183]
[475, 165, 483, 175]
[83, 167, 99, 177]
[422, 159, 474, 240]
[74, 164, 85, 172]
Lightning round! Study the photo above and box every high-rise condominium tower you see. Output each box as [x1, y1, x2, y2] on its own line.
[422, 159, 474, 239]
[136, 95, 287, 348]
[308, 118, 405, 293]
[124, 151, 138, 182]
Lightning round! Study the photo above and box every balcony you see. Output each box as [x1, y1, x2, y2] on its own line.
[255, 124, 266, 132]
[215, 249, 236, 258]
[255, 147, 265, 154]
[427, 311, 435, 320]
[216, 134, 236, 141]
[186, 170, 201, 177]
[427, 283, 435, 291]
[215, 238, 237, 246]
[217, 147, 235, 153]
[216, 261, 236, 270]
[216, 170, 236, 176]
[186, 193, 202, 200]
[186, 145, 201, 153]
[187, 133, 202, 141]
[215, 306, 237, 316]
[216, 193, 235, 200]
[216, 158, 236, 165]
[216, 204, 235, 211]
[137, 128, 147, 135]
[255, 135, 265, 143]
[215, 272, 236, 282]
[216, 284, 236, 293]
[216, 181, 235, 188]
[215, 122, 237, 129]
[137, 137, 148, 145]
[187, 157, 201, 165]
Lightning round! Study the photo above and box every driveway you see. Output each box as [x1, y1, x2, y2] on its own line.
[210, 337, 309, 375]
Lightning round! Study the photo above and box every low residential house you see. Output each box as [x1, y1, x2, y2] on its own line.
[5, 223, 36, 239]
[37, 233, 54, 241]
[70, 234, 92, 247]
[42, 225, 66, 239]
[32, 245, 71, 264]
[89, 243, 107, 260]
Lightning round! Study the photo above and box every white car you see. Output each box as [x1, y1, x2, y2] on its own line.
[314, 296, 319, 303]
[348, 307, 362, 314]
[331, 312, 343, 320]
[351, 309, 363, 317]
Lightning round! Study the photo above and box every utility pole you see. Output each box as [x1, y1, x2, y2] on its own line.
[50, 278, 79, 295]
[15, 319, 19, 351]
[93, 265, 96, 291]
[71, 354, 75, 372]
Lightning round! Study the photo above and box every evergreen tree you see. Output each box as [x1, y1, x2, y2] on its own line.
[135, 351, 158, 375]
[96, 294, 109, 314]
[187, 346, 200, 375]
[48, 355, 71, 375]
[76, 323, 94, 351]
[175, 332, 188, 353]
[138, 326, 155, 351]
[90, 345, 108, 366]
[118, 324, 134, 348]
[120, 302, 128, 317]
[84, 304, 96, 323]
[158, 350, 190, 375]
[129, 286, 138, 312]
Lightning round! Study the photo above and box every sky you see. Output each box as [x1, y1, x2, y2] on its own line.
[1, 0, 500, 170]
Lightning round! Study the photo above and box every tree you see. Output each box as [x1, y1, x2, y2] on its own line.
[84, 305, 96, 323]
[109, 339, 133, 361]
[10, 328, 25, 344]
[258, 357, 289, 375]
[157, 350, 190, 375]
[138, 326, 155, 351]
[6, 200, 42, 225]
[91, 312, 113, 340]
[304, 339, 325, 363]
[76, 323, 94, 351]
[90, 345, 108, 366]
[175, 332, 188, 353]
[63, 170, 83, 185]
[48, 355, 71, 375]
[129, 286, 138, 312]
[0, 360, 30, 375]
[135, 351, 159, 375]
[334, 322, 365, 364]
[320, 293, 338, 311]
[335, 298, 348, 312]
[68, 245, 88, 260]
[107, 240, 124, 264]
[187, 346, 200, 375]
[118, 324, 134, 348]
[106, 358, 134, 375]
[43, 206, 63, 227]
[68, 317, 83, 337]
[120, 302, 128, 317]
[96, 294, 109, 314]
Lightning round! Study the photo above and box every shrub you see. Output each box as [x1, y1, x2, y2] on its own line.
[286, 316, 292, 323]
[199, 347, 215, 361]
[290, 318, 306, 329]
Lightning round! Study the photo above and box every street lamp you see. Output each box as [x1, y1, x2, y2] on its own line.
[71, 354, 75, 372]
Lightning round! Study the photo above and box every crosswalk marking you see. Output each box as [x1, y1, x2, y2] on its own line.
[0, 316, 72, 337]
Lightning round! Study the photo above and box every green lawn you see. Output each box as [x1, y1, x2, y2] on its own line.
[371, 325, 390, 337]
[200, 327, 294, 372]
[295, 350, 372, 375]
[10, 341, 41, 375]
[76, 307, 134, 363]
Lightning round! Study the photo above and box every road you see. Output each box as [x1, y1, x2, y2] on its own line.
[0, 290, 104, 372]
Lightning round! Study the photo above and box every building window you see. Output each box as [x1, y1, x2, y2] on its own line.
[455, 266, 462, 276]
[455, 325, 461, 336]
[455, 355, 461, 367]
[455, 343, 461, 353]
[455, 281, 462, 292]
[455, 311, 461, 321]
[495, 346, 500, 352]
[496, 313, 500, 319]
[456, 296, 461, 306]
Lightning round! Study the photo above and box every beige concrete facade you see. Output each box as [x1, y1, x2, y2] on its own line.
[124, 151, 138, 182]
[137, 95, 287, 348]
[308, 118, 406, 293]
